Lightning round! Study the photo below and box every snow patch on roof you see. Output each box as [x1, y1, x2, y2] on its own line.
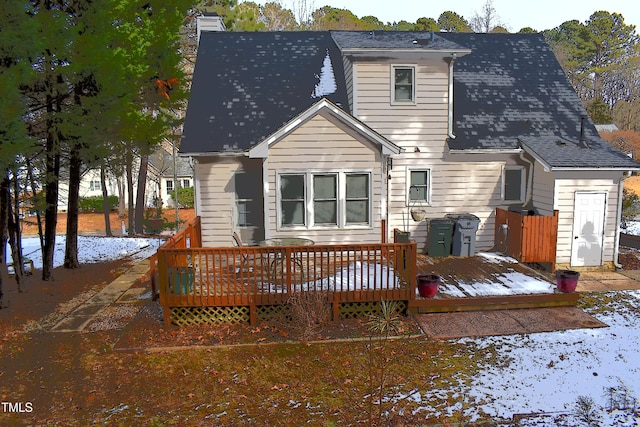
[311, 50, 336, 99]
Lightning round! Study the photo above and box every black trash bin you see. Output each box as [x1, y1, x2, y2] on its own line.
[427, 218, 453, 257]
[446, 214, 481, 257]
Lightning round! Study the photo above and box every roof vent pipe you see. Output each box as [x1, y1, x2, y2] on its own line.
[579, 115, 589, 148]
[447, 54, 457, 140]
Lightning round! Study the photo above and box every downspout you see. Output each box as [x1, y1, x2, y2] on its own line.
[447, 54, 457, 140]
[519, 150, 534, 208]
[614, 174, 630, 269]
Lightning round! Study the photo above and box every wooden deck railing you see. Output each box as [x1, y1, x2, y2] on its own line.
[495, 208, 558, 270]
[150, 216, 201, 299]
[157, 242, 417, 325]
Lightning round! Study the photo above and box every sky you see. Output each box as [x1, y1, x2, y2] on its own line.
[248, 0, 640, 33]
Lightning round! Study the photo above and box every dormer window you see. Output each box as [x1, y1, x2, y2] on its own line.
[391, 65, 415, 104]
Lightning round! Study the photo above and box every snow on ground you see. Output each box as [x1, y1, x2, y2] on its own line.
[7, 235, 164, 270]
[463, 290, 640, 425]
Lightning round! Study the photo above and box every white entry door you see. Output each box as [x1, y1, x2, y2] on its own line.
[571, 192, 606, 267]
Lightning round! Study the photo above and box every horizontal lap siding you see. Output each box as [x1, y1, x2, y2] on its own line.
[267, 114, 382, 244]
[196, 157, 250, 247]
[554, 171, 624, 265]
[388, 159, 504, 252]
[354, 62, 449, 153]
[352, 61, 509, 253]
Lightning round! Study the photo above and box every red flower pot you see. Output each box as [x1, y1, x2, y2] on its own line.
[417, 274, 440, 298]
[556, 270, 580, 293]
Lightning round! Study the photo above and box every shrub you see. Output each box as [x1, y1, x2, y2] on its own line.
[176, 187, 194, 209]
[78, 195, 118, 213]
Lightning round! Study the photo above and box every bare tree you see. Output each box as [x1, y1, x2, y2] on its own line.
[291, 0, 315, 29]
[470, 0, 504, 33]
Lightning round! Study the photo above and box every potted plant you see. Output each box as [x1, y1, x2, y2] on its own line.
[416, 274, 440, 298]
[555, 269, 580, 293]
[410, 209, 426, 222]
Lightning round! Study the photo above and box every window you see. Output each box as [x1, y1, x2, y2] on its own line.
[234, 172, 263, 228]
[313, 175, 337, 225]
[408, 169, 430, 205]
[392, 65, 415, 104]
[182, 179, 191, 188]
[278, 172, 371, 229]
[89, 180, 101, 191]
[503, 166, 525, 202]
[280, 174, 305, 226]
[166, 179, 174, 195]
[346, 174, 369, 224]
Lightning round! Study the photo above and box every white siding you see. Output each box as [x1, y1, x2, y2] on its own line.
[388, 156, 507, 252]
[196, 156, 260, 247]
[531, 160, 555, 215]
[354, 61, 449, 155]
[553, 171, 624, 266]
[266, 113, 383, 244]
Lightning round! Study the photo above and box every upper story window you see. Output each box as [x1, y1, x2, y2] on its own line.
[89, 180, 101, 192]
[391, 65, 416, 104]
[503, 166, 525, 202]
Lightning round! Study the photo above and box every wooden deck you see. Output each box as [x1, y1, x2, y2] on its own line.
[153, 217, 577, 325]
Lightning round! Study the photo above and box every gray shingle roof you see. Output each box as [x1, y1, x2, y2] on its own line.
[331, 30, 469, 51]
[180, 31, 349, 154]
[181, 30, 639, 170]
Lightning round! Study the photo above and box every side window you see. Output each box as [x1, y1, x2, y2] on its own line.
[503, 166, 525, 202]
[234, 173, 261, 228]
[408, 169, 430, 204]
[392, 65, 415, 104]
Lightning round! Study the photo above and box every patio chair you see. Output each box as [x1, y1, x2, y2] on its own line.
[232, 232, 252, 270]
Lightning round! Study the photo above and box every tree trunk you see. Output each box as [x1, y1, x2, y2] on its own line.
[126, 148, 135, 236]
[0, 173, 10, 308]
[64, 144, 81, 269]
[134, 153, 149, 235]
[11, 168, 24, 277]
[7, 180, 23, 291]
[117, 175, 126, 218]
[26, 158, 44, 250]
[42, 102, 61, 281]
[101, 163, 112, 237]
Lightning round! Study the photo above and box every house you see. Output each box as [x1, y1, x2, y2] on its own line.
[179, 25, 640, 269]
[149, 144, 194, 208]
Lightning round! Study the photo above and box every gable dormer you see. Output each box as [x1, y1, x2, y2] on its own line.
[331, 31, 470, 151]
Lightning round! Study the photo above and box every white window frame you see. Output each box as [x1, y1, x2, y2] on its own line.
[502, 166, 526, 202]
[182, 178, 191, 188]
[276, 170, 372, 230]
[406, 168, 431, 206]
[390, 65, 416, 105]
[165, 179, 174, 195]
[89, 180, 101, 192]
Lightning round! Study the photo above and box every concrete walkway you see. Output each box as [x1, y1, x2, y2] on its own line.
[50, 260, 150, 332]
[48, 260, 640, 333]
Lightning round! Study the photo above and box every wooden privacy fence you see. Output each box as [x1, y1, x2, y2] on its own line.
[156, 241, 417, 326]
[494, 208, 558, 271]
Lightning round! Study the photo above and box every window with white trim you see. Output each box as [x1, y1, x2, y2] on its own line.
[89, 180, 101, 191]
[391, 65, 416, 104]
[407, 169, 430, 205]
[503, 166, 525, 202]
[182, 179, 191, 188]
[278, 172, 371, 228]
[166, 179, 174, 195]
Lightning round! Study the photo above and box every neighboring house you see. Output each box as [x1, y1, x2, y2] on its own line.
[149, 145, 194, 208]
[58, 153, 163, 212]
[179, 25, 640, 268]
